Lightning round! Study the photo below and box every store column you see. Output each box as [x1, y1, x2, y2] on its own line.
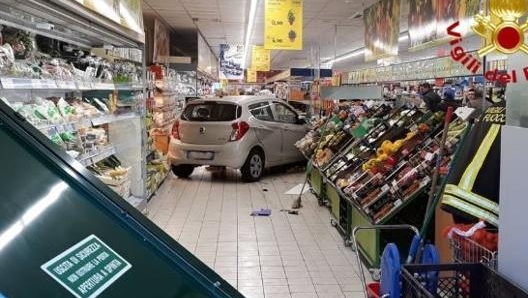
[499, 52, 528, 292]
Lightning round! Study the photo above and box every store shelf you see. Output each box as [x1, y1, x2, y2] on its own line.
[115, 83, 145, 90]
[147, 170, 170, 201]
[36, 112, 139, 131]
[77, 146, 116, 167]
[0, 78, 144, 91]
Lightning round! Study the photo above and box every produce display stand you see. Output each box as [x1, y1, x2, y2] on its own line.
[297, 100, 469, 278]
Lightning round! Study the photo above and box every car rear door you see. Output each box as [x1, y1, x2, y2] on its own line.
[178, 101, 241, 145]
[272, 101, 308, 162]
[247, 100, 282, 164]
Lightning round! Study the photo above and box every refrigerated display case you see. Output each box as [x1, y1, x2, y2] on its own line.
[0, 0, 150, 211]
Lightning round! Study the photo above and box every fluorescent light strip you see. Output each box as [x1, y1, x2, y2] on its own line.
[326, 49, 365, 64]
[323, 31, 409, 65]
[243, 0, 258, 69]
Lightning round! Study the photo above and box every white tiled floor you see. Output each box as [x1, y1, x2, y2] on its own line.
[148, 166, 365, 298]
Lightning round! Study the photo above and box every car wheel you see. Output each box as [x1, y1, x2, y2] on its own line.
[241, 149, 264, 182]
[171, 165, 195, 178]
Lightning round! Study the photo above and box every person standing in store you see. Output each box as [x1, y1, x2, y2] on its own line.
[420, 82, 444, 112]
[466, 88, 491, 118]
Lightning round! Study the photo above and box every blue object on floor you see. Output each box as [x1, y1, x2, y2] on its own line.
[380, 243, 401, 298]
[250, 209, 272, 216]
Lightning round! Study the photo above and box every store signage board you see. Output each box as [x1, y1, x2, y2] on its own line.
[219, 44, 244, 80]
[247, 69, 257, 83]
[264, 0, 303, 50]
[363, 0, 400, 62]
[41, 235, 131, 298]
[252, 46, 271, 71]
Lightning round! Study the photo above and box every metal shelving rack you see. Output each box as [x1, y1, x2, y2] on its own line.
[0, 0, 149, 212]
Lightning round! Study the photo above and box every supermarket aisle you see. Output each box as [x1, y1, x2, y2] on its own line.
[148, 166, 364, 298]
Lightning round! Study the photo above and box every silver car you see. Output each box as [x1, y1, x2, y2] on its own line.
[168, 96, 309, 181]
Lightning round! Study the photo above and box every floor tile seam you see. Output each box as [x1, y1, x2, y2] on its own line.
[178, 168, 208, 242]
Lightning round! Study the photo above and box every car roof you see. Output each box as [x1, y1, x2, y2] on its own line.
[189, 95, 274, 105]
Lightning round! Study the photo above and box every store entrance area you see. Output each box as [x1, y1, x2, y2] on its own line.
[148, 166, 364, 298]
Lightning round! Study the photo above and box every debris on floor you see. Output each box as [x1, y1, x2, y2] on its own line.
[250, 208, 272, 216]
[280, 209, 299, 215]
[285, 183, 310, 195]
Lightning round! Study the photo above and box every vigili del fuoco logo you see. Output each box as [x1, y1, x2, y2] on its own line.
[447, 0, 528, 84]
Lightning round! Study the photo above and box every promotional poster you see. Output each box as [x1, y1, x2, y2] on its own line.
[408, 0, 480, 50]
[219, 44, 244, 80]
[363, 0, 401, 61]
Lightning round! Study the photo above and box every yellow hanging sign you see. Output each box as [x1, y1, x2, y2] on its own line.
[247, 69, 257, 83]
[252, 46, 271, 71]
[264, 0, 303, 50]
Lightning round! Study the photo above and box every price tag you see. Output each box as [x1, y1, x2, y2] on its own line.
[409, 124, 418, 131]
[381, 184, 390, 192]
[77, 81, 93, 90]
[390, 185, 398, 194]
[425, 152, 434, 161]
[56, 81, 77, 89]
[0, 78, 15, 89]
[95, 82, 115, 90]
[31, 79, 44, 89]
[422, 176, 431, 186]
[39, 79, 58, 89]
[394, 199, 403, 208]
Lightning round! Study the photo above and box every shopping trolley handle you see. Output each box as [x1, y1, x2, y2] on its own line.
[352, 224, 420, 237]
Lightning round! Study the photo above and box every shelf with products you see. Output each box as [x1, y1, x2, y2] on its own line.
[0, 4, 149, 212]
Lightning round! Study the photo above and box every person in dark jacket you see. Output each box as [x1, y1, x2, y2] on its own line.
[420, 82, 443, 112]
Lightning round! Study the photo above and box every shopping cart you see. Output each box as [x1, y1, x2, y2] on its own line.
[448, 231, 498, 270]
[352, 224, 438, 298]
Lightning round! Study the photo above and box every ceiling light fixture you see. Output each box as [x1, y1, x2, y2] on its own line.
[325, 49, 364, 64]
[242, 0, 258, 69]
[399, 34, 409, 41]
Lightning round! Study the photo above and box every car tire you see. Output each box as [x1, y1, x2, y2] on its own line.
[241, 149, 264, 182]
[171, 165, 195, 178]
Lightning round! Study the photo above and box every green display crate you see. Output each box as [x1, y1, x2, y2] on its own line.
[309, 167, 324, 197]
[326, 183, 340, 219]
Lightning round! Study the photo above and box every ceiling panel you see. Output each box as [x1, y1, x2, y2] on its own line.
[144, 0, 413, 70]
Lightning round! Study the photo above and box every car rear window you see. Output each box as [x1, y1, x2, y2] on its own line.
[181, 102, 242, 121]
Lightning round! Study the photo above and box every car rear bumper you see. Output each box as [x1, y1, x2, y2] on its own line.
[168, 137, 252, 169]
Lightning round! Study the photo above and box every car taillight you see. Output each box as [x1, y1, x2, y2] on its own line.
[229, 121, 250, 141]
[171, 120, 181, 140]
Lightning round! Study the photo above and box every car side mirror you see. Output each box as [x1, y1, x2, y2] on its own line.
[296, 115, 306, 125]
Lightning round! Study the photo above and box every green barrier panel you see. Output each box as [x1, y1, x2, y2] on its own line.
[0, 101, 243, 298]
[325, 183, 340, 219]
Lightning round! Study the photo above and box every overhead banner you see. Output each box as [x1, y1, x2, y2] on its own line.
[153, 19, 169, 63]
[84, 0, 120, 23]
[252, 46, 271, 71]
[219, 44, 244, 80]
[363, 0, 401, 62]
[247, 69, 257, 83]
[264, 0, 303, 50]
[119, 0, 144, 34]
[408, 0, 480, 50]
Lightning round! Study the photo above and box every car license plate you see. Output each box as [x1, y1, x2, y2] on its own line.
[188, 151, 214, 160]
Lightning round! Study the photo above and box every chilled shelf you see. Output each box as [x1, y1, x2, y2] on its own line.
[36, 112, 139, 131]
[0, 78, 144, 91]
[77, 146, 116, 167]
